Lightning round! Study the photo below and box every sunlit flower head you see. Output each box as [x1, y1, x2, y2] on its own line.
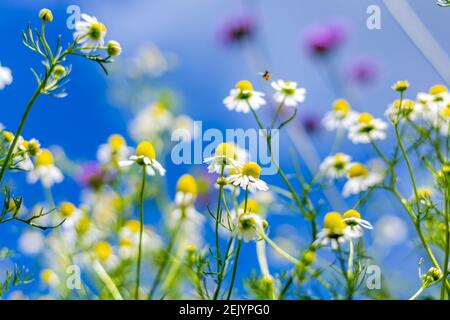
[271, 80, 306, 107]
[385, 99, 416, 122]
[204, 142, 238, 174]
[342, 209, 372, 238]
[227, 162, 269, 193]
[175, 174, 198, 206]
[119, 141, 166, 176]
[97, 133, 131, 165]
[40, 269, 59, 286]
[342, 162, 384, 197]
[74, 14, 107, 51]
[319, 153, 352, 179]
[322, 99, 358, 131]
[240, 198, 261, 215]
[223, 80, 265, 113]
[392, 80, 410, 92]
[348, 112, 388, 144]
[314, 212, 347, 250]
[235, 212, 268, 242]
[92, 241, 118, 269]
[0, 63, 13, 90]
[58, 201, 83, 230]
[27, 149, 63, 188]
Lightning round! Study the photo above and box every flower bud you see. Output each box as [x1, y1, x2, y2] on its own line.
[107, 40, 122, 57]
[53, 65, 66, 79]
[39, 8, 53, 23]
[425, 267, 442, 283]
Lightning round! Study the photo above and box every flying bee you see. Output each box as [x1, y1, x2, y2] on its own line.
[259, 70, 272, 81]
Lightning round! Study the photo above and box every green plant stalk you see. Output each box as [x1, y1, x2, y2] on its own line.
[226, 239, 242, 300]
[409, 285, 425, 300]
[134, 166, 146, 300]
[93, 260, 123, 300]
[441, 186, 450, 299]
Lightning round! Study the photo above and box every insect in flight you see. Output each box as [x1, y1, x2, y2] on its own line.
[259, 70, 272, 81]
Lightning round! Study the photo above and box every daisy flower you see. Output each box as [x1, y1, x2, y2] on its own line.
[119, 141, 165, 176]
[342, 162, 384, 197]
[0, 64, 13, 90]
[314, 212, 347, 250]
[322, 99, 359, 131]
[234, 212, 268, 242]
[439, 104, 450, 136]
[342, 209, 372, 238]
[271, 80, 306, 107]
[27, 149, 63, 188]
[175, 174, 197, 206]
[92, 241, 118, 270]
[414, 85, 449, 125]
[204, 142, 239, 174]
[73, 14, 107, 51]
[223, 80, 265, 113]
[391, 80, 410, 92]
[119, 220, 160, 259]
[348, 112, 388, 144]
[385, 99, 416, 122]
[97, 134, 132, 165]
[58, 201, 83, 230]
[129, 102, 173, 141]
[319, 153, 352, 179]
[227, 162, 269, 193]
[40, 269, 59, 287]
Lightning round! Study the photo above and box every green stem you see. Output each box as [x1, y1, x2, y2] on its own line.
[134, 167, 146, 300]
[441, 187, 450, 299]
[409, 286, 425, 300]
[226, 238, 242, 300]
[348, 239, 354, 279]
[93, 261, 123, 300]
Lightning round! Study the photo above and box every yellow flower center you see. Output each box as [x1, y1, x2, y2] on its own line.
[235, 80, 253, 92]
[88, 22, 107, 41]
[136, 141, 156, 159]
[429, 84, 448, 96]
[442, 107, 450, 118]
[343, 209, 361, 220]
[357, 113, 373, 124]
[417, 188, 432, 198]
[323, 212, 346, 234]
[108, 134, 126, 151]
[126, 220, 141, 233]
[214, 143, 238, 160]
[41, 269, 56, 284]
[76, 216, 91, 234]
[348, 163, 369, 178]
[94, 241, 112, 261]
[393, 99, 415, 110]
[242, 162, 261, 179]
[35, 149, 54, 166]
[177, 174, 198, 196]
[3, 131, 14, 143]
[240, 198, 260, 214]
[442, 164, 450, 174]
[59, 201, 76, 217]
[120, 238, 133, 248]
[393, 80, 409, 92]
[333, 99, 351, 115]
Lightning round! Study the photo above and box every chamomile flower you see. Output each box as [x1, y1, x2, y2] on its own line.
[27, 149, 63, 188]
[271, 80, 306, 107]
[314, 212, 347, 250]
[74, 14, 107, 51]
[385, 99, 416, 122]
[342, 162, 384, 197]
[319, 153, 351, 179]
[439, 104, 450, 136]
[227, 162, 269, 193]
[119, 220, 160, 259]
[235, 212, 268, 242]
[322, 99, 358, 130]
[40, 269, 59, 287]
[96, 134, 132, 165]
[119, 141, 165, 176]
[223, 80, 266, 113]
[348, 112, 388, 144]
[204, 142, 238, 174]
[129, 102, 173, 141]
[0, 64, 13, 90]
[58, 201, 83, 230]
[392, 80, 410, 92]
[175, 174, 197, 206]
[342, 209, 372, 238]
[92, 241, 118, 270]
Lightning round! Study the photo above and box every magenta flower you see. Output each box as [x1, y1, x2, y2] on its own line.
[346, 56, 380, 84]
[78, 162, 110, 190]
[217, 14, 256, 45]
[303, 19, 349, 55]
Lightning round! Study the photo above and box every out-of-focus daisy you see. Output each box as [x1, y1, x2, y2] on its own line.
[27, 149, 63, 188]
[92, 241, 118, 270]
[319, 153, 351, 179]
[348, 112, 388, 144]
[204, 142, 238, 174]
[391, 80, 410, 93]
[73, 14, 107, 51]
[322, 99, 358, 131]
[129, 102, 173, 141]
[314, 212, 347, 250]
[223, 80, 265, 113]
[439, 104, 450, 136]
[119, 141, 165, 176]
[385, 99, 416, 122]
[172, 116, 200, 142]
[40, 269, 59, 287]
[0, 63, 12, 90]
[342, 162, 384, 197]
[414, 85, 449, 126]
[175, 174, 197, 206]
[235, 212, 268, 242]
[97, 134, 131, 165]
[119, 220, 160, 259]
[342, 209, 372, 238]
[18, 229, 45, 256]
[227, 162, 269, 193]
[271, 80, 306, 107]
[58, 201, 83, 230]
